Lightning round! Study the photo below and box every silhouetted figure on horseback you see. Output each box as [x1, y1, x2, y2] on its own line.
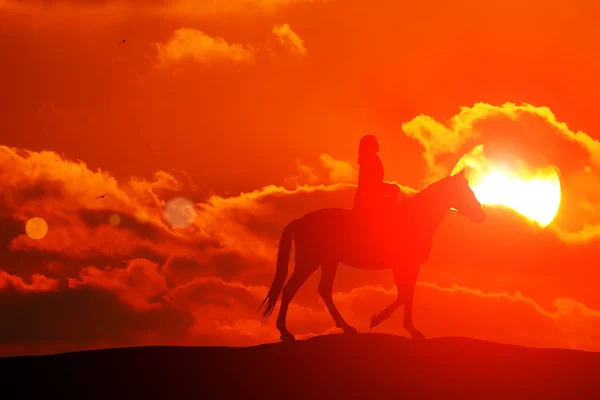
[353, 135, 401, 243]
[353, 134, 400, 213]
[258, 157, 486, 342]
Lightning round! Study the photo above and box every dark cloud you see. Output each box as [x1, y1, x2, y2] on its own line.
[0, 284, 193, 347]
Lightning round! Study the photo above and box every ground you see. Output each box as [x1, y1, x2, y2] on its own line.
[2, 333, 599, 399]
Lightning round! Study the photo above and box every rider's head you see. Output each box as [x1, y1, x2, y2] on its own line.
[358, 135, 380, 163]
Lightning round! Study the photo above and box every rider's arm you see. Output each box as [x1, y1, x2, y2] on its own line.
[358, 161, 382, 191]
[382, 181, 400, 196]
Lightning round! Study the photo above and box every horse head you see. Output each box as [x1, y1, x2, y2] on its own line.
[446, 169, 486, 223]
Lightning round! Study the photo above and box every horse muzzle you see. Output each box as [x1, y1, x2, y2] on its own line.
[470, 209, 487, 223]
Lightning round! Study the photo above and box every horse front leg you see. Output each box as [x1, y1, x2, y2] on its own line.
[402, 266, 426, 340]
[369, 267, 406, 329]
[369, 265, 426, 340]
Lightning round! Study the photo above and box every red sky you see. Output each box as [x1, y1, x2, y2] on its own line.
[2, 0, 600, 356]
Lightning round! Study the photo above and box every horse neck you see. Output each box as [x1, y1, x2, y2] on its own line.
[405, 180, 451, 235]
[426, 202, 449, 236]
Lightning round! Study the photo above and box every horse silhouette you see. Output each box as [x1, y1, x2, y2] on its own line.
[258, 169, 486, 342]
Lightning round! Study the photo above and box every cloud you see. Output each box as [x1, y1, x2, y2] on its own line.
[0, 0, 137, 25]
[272, 23, 307, 56]
[0, 144, 358, 285]
[160, 0, 327, 18]
[1, 0, 326, 20]
[285, 153, 357, 187]
[0, 146, 220, 267]
[193, 182, 355, 265]
[284, 159, 320, 188]
[0, 262, 278, 352]
[319, 153, 356, 182]
[417, 281, 600, 352]
[1, 139, 599, 355]
[0, 270, 59, 292]
[401, 102, 600, 242]
[4, 257, 600, 355]
[0, 273, 194, 352]
[324, 281, 600, 352]
[154, 23, 311, 67]
[0, 144, 380, 354]
[155, 28, 257, 67]
[155, 22, 312, 68]
[68, 258, 169, 312]
[0, 143, 360, 289]
[402, 102, 598, 181]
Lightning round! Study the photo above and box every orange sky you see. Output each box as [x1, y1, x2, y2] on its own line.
[2, 0, 600, 356]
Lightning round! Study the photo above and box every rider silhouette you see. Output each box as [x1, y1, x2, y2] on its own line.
[353, 135, 400, 215]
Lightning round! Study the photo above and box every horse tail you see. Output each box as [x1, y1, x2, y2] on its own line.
[257, 218, 299, 322]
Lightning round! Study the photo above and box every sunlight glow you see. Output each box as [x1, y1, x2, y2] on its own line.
[25, 217, 48, 240]
[452, 145, 561, 227]
[164, 197, 197, 229]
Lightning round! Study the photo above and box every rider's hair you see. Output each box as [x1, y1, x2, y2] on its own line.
[358, 135, 379, 164]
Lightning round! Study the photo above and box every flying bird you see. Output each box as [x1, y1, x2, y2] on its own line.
[96, 194, 107, 199]
[118, 39, 128, 47]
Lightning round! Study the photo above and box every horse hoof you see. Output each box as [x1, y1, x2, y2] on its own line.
[370, 315, 381, 329]
[410, 330, 426, 341]
[280, 332, 296, 342]
[343, 325, 358, 335]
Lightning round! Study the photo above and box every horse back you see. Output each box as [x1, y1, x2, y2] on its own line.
[299, 207, 352, 225]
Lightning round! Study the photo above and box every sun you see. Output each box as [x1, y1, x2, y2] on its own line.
[451, 145, 561, 227]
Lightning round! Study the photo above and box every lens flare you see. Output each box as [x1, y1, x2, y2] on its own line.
[25, 217, 48, 240]
[108, 213, 121, 227]
[164, 197, 197, 229]
[452, 145, 561, 227]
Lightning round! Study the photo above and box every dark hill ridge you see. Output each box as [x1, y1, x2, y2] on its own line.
[2, 333, 599, 399]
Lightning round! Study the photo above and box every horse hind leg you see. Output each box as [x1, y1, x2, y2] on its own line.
[276, 258, 318, 342]
[370, 298, 402, 330]
[319, 262, 357, 335]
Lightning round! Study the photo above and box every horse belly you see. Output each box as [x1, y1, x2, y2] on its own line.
[339, 230, 432, 269]
[397, 236, 433, 265]
[300, 211, 429, 269]
[335, 237, 395, 270]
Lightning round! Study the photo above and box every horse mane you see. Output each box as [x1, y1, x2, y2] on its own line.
[386, 175, 455, 238]
[397, 175, 452, 210]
